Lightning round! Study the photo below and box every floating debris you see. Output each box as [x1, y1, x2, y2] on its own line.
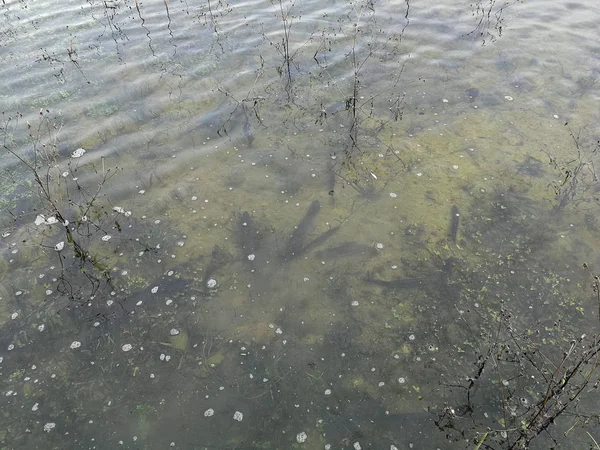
[70, 341, 82, 349]
[296, 431, 308, 443]
[170, 329, 180, 336]
[233, 411, 244, 422]
[43, 422, 56, 432]
[122, 344, 133, 352]
[504, 95, 514, 101]
[54, 242, 65, 251]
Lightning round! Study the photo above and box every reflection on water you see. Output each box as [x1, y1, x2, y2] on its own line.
[2, 0, 600, 448]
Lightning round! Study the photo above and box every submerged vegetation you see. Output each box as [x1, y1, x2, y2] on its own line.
[1, 0, 600, 448]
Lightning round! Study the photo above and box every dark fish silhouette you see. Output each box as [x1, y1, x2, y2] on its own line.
[315, 242, 377, 260]
[366, 272, 426, 289]
[449, 205, 460, 243]
[282, 200, 321, 259]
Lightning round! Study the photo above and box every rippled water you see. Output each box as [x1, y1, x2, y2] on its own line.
[2, 0, 600, 448]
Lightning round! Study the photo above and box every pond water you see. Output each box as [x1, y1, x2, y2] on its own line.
[2, 0, 600, 448]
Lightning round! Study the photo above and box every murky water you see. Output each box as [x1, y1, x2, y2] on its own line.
[2, 0, 600, 448]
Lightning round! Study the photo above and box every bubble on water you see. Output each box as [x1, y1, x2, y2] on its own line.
[38, 324, 45, 332]
[43, 422, 56, 432]
[101, 235, 112, 242]
[351, 300, 359, 307]
[275, 328, 283, 335]
[206, 278, 218, 289]
[353, 442, 362, 450]
[71, 148, 86, 158]
[11, 312, 18, 320]
[122, 344, 133, 352]
[113, 206, 125, 214]
[389, 192, 397, 198]
[170, 329, 180, 336]
[34, 215, 46, 226]
[376, 243, 384, 249]
[138, 190, 145, 195]
[408, 334, 415, 341]
[452, 165, 459, 170]
[160, 354, 165, 361]
[233, 411, 244, 421]
[378, 382, 385, 387]
[391, 446, 399, 450]
[165, 355, 171, 362]
[324, 389, 331, 396]
[151, 286, 159, 294]
[247, 254, 256, 261]
[70, 341, 82, 349]
[553, 114, 559, 119]
[297, 431, 308, 443]
[398, 377, 406, 384]
[504, 95, 513, 101]
[416, 172, 423, 177]
[442, 98, 448, 103]
[45, 289, 52, 295]
[165, 299, 173, 306]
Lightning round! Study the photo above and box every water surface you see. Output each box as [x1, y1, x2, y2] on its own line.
[2, 0, 600, 448]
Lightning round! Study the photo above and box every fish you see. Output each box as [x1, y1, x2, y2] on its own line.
[449, 205, 460, 243]
[282, 200, 321, 259]
[365, 272, 426, 289]
[202, 245, 230, 287]
[235, 211, 259, 255]
[302, 225, 340, 255]
[466, 87, 479, 102]
[315, 242, 377, 260]
[326, 158, 336, 202]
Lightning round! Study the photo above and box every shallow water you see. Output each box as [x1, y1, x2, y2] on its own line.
[2, 0, 600, 448]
